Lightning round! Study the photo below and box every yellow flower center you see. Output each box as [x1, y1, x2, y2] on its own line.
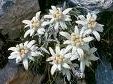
[31, 19, 41, 29]
[53, 10, 63, 21]
[71, 33, 84, 47]
[53, 55, 64, 64]
[19, 48, 29, 58]
[88, 18, 97, 29]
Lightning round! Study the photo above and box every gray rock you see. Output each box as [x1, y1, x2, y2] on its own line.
[67, 0, 113, 12]
[0, 60, 19, 84]
[0, 60, 43, 84]
[0, 0, 40, 40]
[96, 56, 113, 84]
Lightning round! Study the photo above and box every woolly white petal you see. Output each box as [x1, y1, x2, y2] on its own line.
[37, 28, 45, 35]
[54, 22, 59, 30]
[24, 41, 29, 47]
[92, 13, 97, 20]
[83, 29, 92, 36]
[22, 20, 31, 25]
[57, 64, 61, 71]
[49, 47, 55, 56]
[51, 6, 57, 10]
[82, 44, 90, 50]
[64, 53, 72, 59]
[24, 29, 32, 38]
[41, 21, 50, 26]
[83, 37, 94, 42]
[55, 45, 60, 54]
[36, 11, 41, 19]
[87, 13, 91, 21]
[65, 45, 72, 54]
[78, 15, 86, 20]
[8, 47, 18, 51]
[15, 45, 19, 50]
[74, 26, 79, 35]
[27, 40, 36, 48]
[23, 59, 29, 70]
[76, 20, 86, 25]
[57, 7, 62, 11]
[80, 61, 85, 73]
[70, 52, 79, 60]
[60, 22, 67, 29]
[31, 52, 38, 56]
[90, 47, 97, 53]
[31, 45, 37, 51]
[64, 15, 72, 21]
[66, 71, 71, 81]
[71, 55, 78, 61]
[63, 40, 71, 44]
[50, 19, 54, 23]
[92, 31, 100, 41]
[30, 29, 35, 36]
[63, 8, 72, 14]
[60, 32, 70, 39]
[95, 23, 104, 32]
[49, 9, 54, 14]
[46, 56, 55, 61]
[16, 56, 22, 63]
[51, 64, 57, 75]
[44, 15, 53, 19]
[28, 56, 34, 61]
[10, 51, 19, 57]
[77, 48, 84, 58]
[72, 47, 77, 53]
[31, 51, 43, 56]
[19, 43, 24, 49]
[8, 54, 17, 59]
[25, 25, 30, 28]
[62, 63, 70, 69]
[40, 47, 49, 54]
[60, 48, 65, 55]
[32, 17, 36, 21]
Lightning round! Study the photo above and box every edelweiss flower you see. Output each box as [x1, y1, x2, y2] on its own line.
[79, 45, 99, 73]
[76, 13, 104, 41]
[22, 11, 46, 38]
[60, 26, 94, 59]
[44, 6, 72, 30]
[46, 45, 72, 75]
[8, 40, 42, 70]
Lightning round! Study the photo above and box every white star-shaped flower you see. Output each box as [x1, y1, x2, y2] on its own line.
[44, 6, 72, 30]
[79, 45, 99, 73]
[76, 13, 104, 41]
[8, 40, 42, 70]
[46, 45, 72, 75]
[60, 26, 94, 60]
[22, 11, 46, 38]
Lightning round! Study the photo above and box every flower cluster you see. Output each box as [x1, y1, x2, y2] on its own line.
[8, 5, 104, 81]
[22, 11, 46, 38]
[8, 40, 43, 70]
[44, 6, 72, 30]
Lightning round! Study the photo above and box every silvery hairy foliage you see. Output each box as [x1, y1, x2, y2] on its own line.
[68, 0, 113, 12]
